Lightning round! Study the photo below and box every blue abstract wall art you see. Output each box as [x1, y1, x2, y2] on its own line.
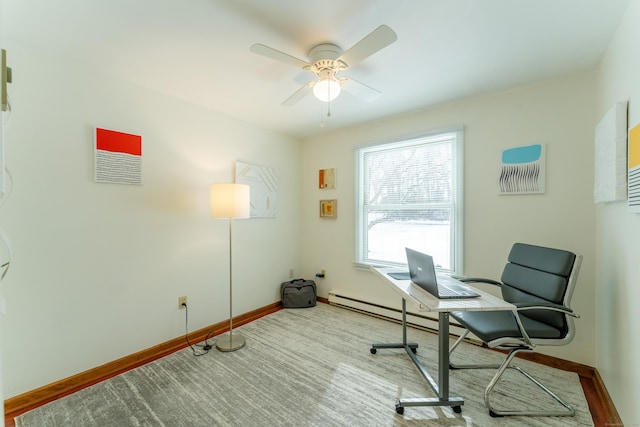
[498, 144, 545, 195]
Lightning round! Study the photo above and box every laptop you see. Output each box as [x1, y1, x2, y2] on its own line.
[390, 248, 480, 299]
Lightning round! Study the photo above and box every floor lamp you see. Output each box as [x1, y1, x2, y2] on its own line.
[210, 183, 250, 352]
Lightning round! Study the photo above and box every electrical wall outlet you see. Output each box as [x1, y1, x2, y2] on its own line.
[178, 296, 187, 309]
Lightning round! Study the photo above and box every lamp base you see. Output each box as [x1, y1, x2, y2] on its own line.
[216, 333, 246, 352]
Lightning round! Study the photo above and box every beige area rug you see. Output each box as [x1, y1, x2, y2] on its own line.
[15, 303, 594, 426]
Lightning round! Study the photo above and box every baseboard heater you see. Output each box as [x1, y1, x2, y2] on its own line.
[328, 291, 480, 344]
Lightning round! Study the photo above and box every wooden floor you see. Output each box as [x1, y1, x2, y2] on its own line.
[3, 300, 622, 426]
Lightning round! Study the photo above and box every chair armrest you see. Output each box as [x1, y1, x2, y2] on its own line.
[515, 302, 580, 318]
[459, 277, 502, 287]
[508, 303, 580, 347]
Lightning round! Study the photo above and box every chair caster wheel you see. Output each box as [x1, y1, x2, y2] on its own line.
[370, 348, 377, 354]
[489, 410, 502, 417]
[395, 405, 404, 415]
[411, 347, 417, 354]
[452, 406, 462, 413]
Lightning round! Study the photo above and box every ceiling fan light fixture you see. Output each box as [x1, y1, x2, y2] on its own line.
[313, 73, 341, 102]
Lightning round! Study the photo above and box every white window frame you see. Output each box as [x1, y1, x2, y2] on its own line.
[355, 127, 464, 275]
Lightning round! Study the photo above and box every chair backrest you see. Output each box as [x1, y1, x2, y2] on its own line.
[500, 243, 582, 339]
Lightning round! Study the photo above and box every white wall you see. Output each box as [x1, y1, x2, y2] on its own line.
[0, 39, 302, 398]
[1, 0, 6, 422]
[595, 2, 640, 425]
[302, 73, 597, 366]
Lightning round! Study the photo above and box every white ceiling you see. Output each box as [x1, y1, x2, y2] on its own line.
[3, 0, 631, 139]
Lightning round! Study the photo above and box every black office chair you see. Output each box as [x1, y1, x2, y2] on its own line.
[449, 243, 582, 417]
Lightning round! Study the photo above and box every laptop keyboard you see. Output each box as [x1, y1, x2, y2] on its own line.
[439, 282, 479, 298]
[438, 285, 462, 297]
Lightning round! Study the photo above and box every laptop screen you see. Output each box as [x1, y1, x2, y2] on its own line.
[406, 247, 439, 297]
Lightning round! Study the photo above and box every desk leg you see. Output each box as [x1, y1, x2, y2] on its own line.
[393, 309, 465, 415]
[370, 299, 418, 354]
[438, 312, 450, 399]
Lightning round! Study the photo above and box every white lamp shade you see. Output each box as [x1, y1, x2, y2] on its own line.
[313, 76, 341, 102]
[210, 183, 250, 219]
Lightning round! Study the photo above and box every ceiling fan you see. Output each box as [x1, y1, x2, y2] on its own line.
[250, 25, 397, 106]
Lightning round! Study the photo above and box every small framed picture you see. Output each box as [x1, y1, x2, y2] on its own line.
[320, 199, 337, 218]
[319, 168, 336, 188]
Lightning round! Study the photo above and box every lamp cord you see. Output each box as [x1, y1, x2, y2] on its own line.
[182, 303, 213, 356]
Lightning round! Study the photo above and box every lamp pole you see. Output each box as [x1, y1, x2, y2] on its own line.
[211, 183, 249, 352]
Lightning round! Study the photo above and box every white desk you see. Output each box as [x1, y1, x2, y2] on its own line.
[371, 267, 515, 415]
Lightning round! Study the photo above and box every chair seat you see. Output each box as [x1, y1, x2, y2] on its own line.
[451, 310, 564, 343]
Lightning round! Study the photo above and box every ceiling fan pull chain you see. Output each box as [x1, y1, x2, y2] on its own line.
[326, 80, 332, 118]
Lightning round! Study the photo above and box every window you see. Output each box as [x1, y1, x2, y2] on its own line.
[355, 128, 463, 274]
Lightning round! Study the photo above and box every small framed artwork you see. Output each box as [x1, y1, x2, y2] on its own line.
[498, 144, 545, 195]
[319, 168, 336, 188]
[320, 199, 337, 218]
[95, 127, 142, 185]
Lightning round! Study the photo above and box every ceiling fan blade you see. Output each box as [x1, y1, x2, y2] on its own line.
[282, 82, 313, 106]
[250, 43, 310, 69]
[341, 76, 381, 102]
[338, 25, 397, 67]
